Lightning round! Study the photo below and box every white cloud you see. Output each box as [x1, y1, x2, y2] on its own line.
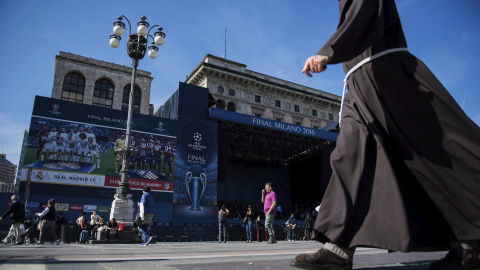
[461, 32, 478, 45]
[0, 114, 28, 166]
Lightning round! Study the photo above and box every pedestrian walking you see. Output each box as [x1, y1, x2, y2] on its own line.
[1, 195, 26, 245]
[35, 198, 60, 245]
[291, 1, 480, 269]
[138, 186, 154, 246]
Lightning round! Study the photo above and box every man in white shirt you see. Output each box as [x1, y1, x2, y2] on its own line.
[85, 128, 96, 143]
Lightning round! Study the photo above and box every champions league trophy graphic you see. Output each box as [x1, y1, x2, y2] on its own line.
[185, 171, 207, 211]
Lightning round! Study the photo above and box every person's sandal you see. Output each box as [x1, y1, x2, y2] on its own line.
[290, 248, 352, 269]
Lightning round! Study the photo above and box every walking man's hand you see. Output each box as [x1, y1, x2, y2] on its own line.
[302, 55, 331, 77]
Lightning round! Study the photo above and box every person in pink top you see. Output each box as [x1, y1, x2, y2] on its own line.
[261, 182, 277, 244]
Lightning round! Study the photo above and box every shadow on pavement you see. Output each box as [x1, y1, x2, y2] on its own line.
[357, 260, 434, 269]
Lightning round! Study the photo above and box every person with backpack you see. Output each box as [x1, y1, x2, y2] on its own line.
[218, 205, 229, 243]
[138, 186, 154, 246]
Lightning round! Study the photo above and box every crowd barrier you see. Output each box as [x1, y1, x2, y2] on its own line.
[0, 220, 310, 243]
[154, 222, 307, 242]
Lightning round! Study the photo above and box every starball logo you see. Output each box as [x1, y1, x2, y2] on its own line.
[48, 103, 62, 116]
[193, 132, 202, 142]
[155, 122, 166, 132]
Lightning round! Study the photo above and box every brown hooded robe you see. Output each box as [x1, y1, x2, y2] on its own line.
[313, 0, 480, 252]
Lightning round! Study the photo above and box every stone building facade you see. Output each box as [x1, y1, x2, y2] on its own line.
[51, 51, 154, 115]
[185, 54, 341, 128]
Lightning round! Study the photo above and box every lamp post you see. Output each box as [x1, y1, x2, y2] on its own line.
[109, 15, 165, 224]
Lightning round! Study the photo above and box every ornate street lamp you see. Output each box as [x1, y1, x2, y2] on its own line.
[109, 15, 165, 224]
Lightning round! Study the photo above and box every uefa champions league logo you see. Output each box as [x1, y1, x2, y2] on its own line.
[155, 121, 166, 132]
[48, 103, 62, 116]
[188, 132, 206, 151]
[193, 132, 202, 142]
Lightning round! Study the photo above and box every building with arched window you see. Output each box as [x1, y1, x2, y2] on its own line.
[184, 54, 341, 128]
[51, 51, 154, 115]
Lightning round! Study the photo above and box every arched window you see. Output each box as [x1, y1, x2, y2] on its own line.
[216, 99, 225, 109]
[61, 72, 85, 103]
[93, 78, 114, 108]
[227, 102, 236, 112]
[122, 84, 141, 114]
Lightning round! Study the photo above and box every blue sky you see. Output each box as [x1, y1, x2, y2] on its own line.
[0, 0, 479, 167]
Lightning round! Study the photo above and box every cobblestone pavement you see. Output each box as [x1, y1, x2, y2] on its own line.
[0, 241, 446, 270]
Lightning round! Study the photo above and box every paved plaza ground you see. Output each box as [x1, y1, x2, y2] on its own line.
[0, 240, 446, 270]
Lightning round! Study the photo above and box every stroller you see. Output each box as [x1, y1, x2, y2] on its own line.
[22, 218, 39, 245]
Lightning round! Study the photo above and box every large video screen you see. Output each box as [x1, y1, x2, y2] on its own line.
[20, 96, 177, 193]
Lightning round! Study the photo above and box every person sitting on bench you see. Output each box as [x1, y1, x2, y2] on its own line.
[106, 217, 119, 241]
[91, 215, 106, 239]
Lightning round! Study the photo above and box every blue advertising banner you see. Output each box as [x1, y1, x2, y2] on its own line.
[172, 83, 218, 221]
[209, 107, 338, 141]
[32, 96, 177, 137]
[22, 96, 177, 193]
[26, 201, 39, 208]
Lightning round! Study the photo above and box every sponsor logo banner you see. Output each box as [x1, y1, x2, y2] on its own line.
[55, 203, 69, 211]
[83, 205, 97, 212]
[41, 203, 48, 209]
[104, 176, 174, 192]
[70, 204, 83, 211]
[20, 169, 105, 187]
[27, 202, 39, 208]
[97, 206, 110, 213]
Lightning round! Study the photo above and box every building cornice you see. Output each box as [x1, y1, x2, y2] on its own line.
[57, 51, 153, 81]
[186, 55, 341, 108]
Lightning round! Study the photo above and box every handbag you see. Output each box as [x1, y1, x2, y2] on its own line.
[243, 217, 248, 224]
[19, 224, 26, 236]
[37, 220, 44, 231]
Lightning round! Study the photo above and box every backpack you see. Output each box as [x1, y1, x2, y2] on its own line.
[219, 210, 227, 223]
[134, 213, 142, 227]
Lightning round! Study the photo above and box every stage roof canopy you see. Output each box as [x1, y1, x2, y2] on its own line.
[209, 108, 338, 165]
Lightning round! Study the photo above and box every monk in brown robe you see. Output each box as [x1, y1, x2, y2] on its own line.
[290, 1, 480, 269]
